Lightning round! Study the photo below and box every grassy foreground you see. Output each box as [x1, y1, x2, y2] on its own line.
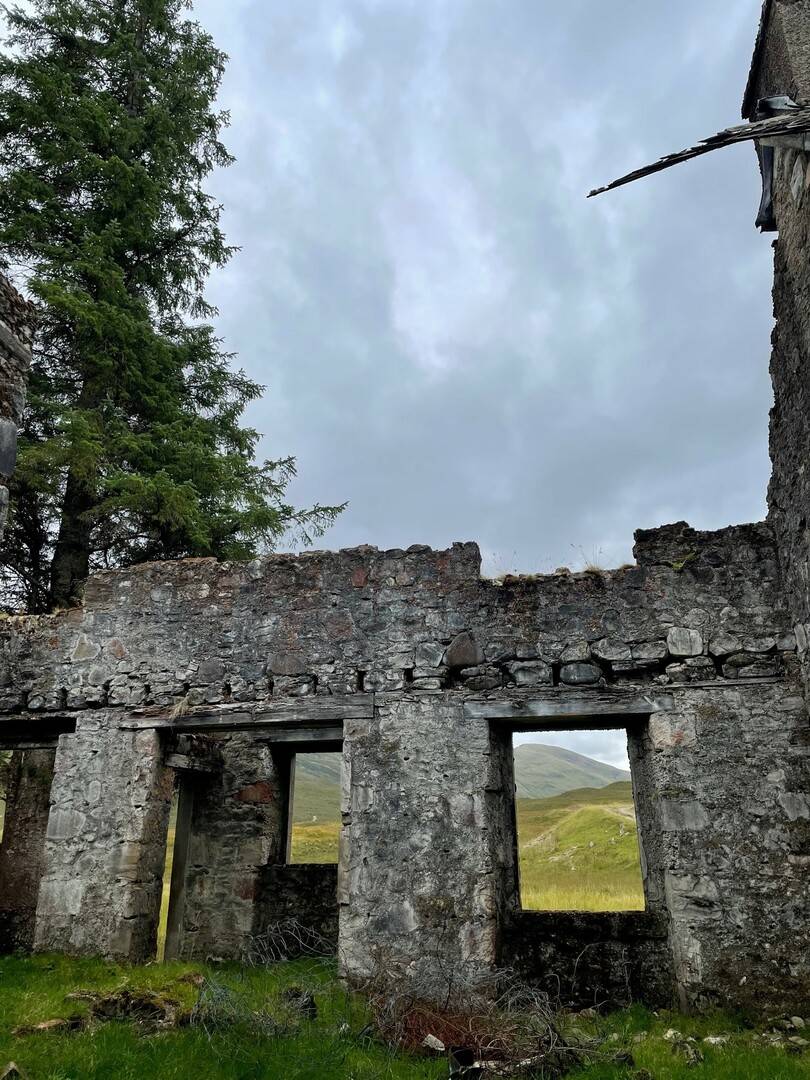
[1, 955, 809, 1079]
[0, 954, 444, 1080]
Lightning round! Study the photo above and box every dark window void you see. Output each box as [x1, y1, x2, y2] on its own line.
[511, 731, 645, 912]
[287, 751, 341, 865]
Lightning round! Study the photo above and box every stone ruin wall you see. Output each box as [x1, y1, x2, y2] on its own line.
[1, 0, 810, 1019]
[0, 521, 807, 1011]
[0, 272, 35, 542]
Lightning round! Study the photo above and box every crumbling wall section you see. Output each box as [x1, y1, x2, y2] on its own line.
[253, 865, 338, 954]
[0, 522, 795, 716]
[178, 737, 288, 961]
[745, 0, 810, 120]
[767, 161, 810, 690]
[339, 696, 504, 1000]
[0, 273, 35, 543]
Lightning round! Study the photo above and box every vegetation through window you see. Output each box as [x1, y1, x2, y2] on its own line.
[288, 752, 342, 864]
[512, 733, 645, 912]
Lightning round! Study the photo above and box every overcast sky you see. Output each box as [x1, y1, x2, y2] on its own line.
[188, 0, 772, 769]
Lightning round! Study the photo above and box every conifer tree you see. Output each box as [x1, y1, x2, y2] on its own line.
[0, 0, 342, 611]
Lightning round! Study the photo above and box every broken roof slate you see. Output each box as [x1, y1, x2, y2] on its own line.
[587, 105, 810, 198]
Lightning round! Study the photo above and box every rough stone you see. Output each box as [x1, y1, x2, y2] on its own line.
[665, 657, 716, 683]
[506, 660, 552, 687]
[560, 662, 602, 685]
[667, 627, 704, 658]
[443, 632, 485, 669]
[592, 638, 632, 663]
[561, 641, 591, 663]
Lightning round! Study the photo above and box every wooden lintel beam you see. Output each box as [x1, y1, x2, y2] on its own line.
[0, 739, 60, 751]
[120, 694, 374, 732]
[252, 725, 343, 745]
[164, 752, 221, 774]
[464, 694, 674, 723]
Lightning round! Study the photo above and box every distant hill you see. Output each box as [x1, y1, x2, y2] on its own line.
[291, 744, 630, 822]
[512, 742, 630, 798]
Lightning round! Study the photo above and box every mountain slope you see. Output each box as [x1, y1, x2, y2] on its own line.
[512, 742, 630, 798]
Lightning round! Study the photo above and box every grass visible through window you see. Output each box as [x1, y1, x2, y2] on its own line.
[289, 751, 341, 864]
[513, 734, 645, 912]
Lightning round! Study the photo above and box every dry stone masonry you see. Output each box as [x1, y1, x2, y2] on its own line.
[1, 1, 810, 1017]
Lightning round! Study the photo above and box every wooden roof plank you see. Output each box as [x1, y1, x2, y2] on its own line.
[588, 106, 810, 198]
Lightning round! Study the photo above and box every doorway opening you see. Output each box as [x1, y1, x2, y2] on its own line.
[0, 748, 58, 952]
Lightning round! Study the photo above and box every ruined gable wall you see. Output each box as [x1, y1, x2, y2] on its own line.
[0, 274, 35, 542]
[745, 1, 810, 119]
[2, 521, 808, 1009]
[747, 2, 810, 694]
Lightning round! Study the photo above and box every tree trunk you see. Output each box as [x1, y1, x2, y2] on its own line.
[49, 467, 95, 608]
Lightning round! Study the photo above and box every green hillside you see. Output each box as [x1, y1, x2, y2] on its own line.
[512, 742, 630, 798]
[292, 753, 342, 823]
[516, 781, 644, 911]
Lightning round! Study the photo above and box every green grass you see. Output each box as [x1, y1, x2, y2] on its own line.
[291, 775, 342, 824]
[0, 954, 446, 1080]
[563, 1003, 810, 1080]
[1, 957, 808, 1079]
[289, 820, 340, 864]
[516, 782, 645, 912]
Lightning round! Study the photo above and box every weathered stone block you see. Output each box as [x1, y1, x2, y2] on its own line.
[561, 641, 590, 663]
[632, 641, 668, 663]
[416, 641, 445, 668]
[722, 655, 780, 679]
[709, 632, 741, 658]
[560, 662, 601, 685]
[665, 657, 715, 683]
[667, 627, 704, 657]
[592, 638, 632, 662]
[506, 660, 552, 686]
[444, 631, 484, 668]
[460, 664, 502, 690]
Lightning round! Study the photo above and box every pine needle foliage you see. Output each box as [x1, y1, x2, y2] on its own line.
[0, 0, 344, 612]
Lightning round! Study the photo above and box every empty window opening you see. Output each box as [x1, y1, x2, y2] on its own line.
[512, 731, 645, 913]
[288, 751, 341, 864]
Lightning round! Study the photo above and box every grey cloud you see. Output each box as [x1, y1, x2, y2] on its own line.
[192, 0, 771, 576]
